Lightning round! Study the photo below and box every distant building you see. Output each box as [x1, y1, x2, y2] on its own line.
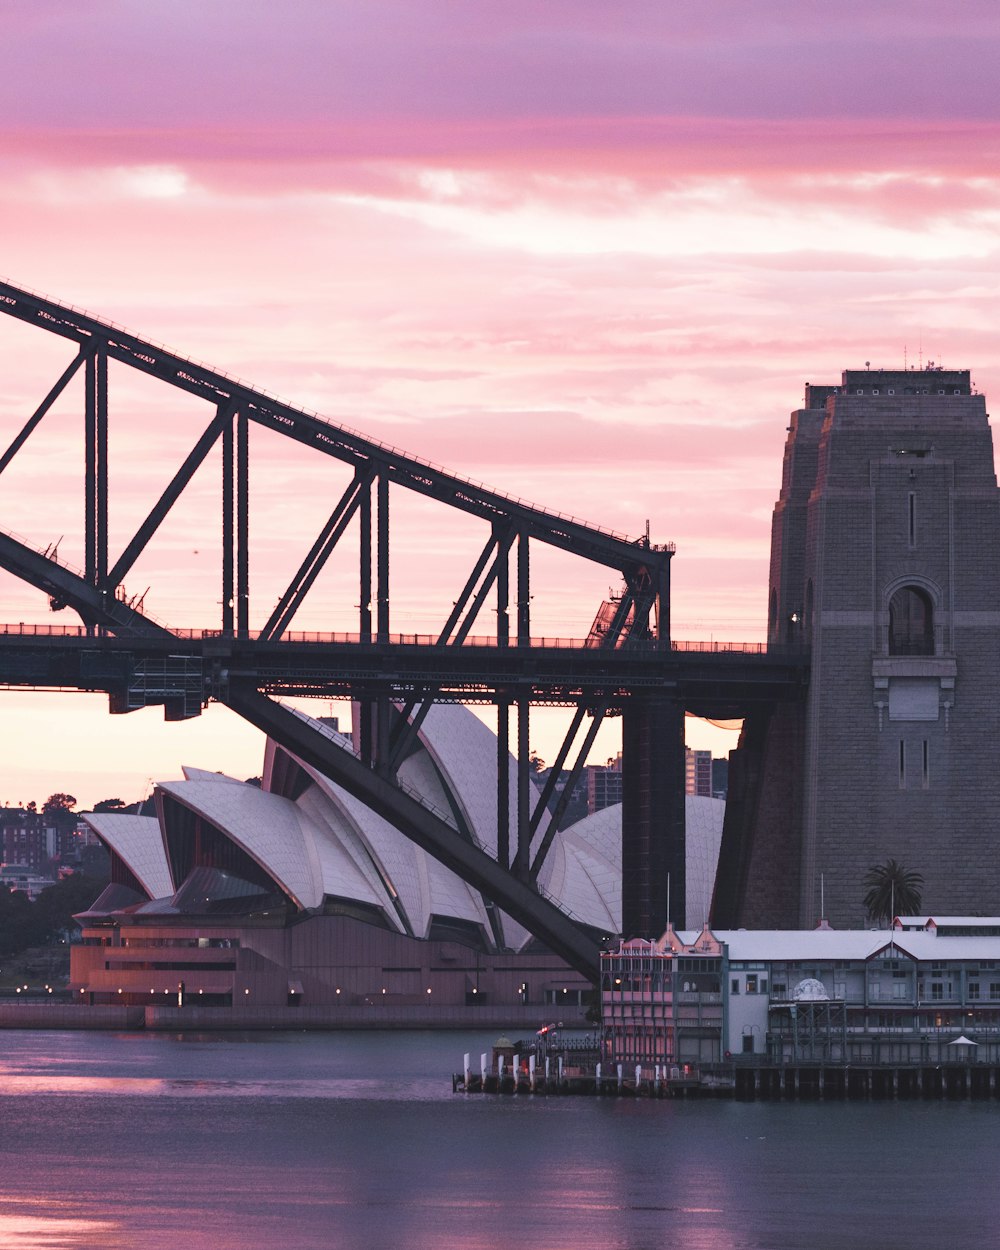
[586, 757, 622, 813]
[0, 863, 55, 899]
[685, 748, 712, 797]
[0, 811, 58, 874]
[602, 919, 1000, 1068]
[601, 924, 724, 1067]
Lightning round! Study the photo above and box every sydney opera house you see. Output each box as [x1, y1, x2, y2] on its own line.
[71, 706, 723, 1020]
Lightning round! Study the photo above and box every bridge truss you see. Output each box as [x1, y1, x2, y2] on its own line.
[0, 280, 806, 977]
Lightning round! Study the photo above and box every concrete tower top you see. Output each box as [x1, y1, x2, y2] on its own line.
[804, 369, 972, 407]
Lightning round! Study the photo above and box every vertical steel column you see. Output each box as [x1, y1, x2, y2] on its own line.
[655, 561, 671, 651]
[621, 697, 685, 936]
[360, 475, 372, 644]
[84, 354, 94, 591]
[377, 473, 389, 642]
[222, 414, 234, 636]
[375, 697, 392, 777]
[95, 349, 107, 588]
[374, 471, 390, 774]
[236, 411, 249, 638]
[516, 529, 530, 646]
[359, 468, 375, 761]
[496, 528, 509, 648]
[84, 347, 108, 592]
[515, 696, 531, 879]
[497, 699, 510, 871]
[496, 531, 511, 870]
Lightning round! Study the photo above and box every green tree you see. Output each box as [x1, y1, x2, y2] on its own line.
[863, 859, 924, 924]
[79, 844, 111, 879]
[0, 888, 43, 958]
[42, 793, 78, 833]
[33, 874, 107, 941]
[92, 798, 125, 813]
[42, 793, 77, 815]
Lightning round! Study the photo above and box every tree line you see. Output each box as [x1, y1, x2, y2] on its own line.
[0, 873, 108, 959]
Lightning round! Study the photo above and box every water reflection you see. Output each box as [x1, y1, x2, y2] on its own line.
[0, 1033, 997, 1249]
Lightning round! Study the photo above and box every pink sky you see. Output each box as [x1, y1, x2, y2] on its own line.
[2, 1, 1000, 806]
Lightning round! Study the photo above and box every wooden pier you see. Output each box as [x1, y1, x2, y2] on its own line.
[451, 1070, 728, 1097]
[452, 1038, 733, 1097]
[452, 1038, 1000, 1101]
[734, 1063, 1000, 1101]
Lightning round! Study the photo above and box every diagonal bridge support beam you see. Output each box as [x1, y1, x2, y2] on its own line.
[223, 683, 602, 981]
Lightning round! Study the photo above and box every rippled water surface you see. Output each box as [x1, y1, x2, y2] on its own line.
[0, 1029, 996, 1249]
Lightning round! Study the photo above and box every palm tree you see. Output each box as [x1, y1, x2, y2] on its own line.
[863, 859, 924, 925]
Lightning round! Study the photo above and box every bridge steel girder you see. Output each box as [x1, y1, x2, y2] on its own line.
[0, 536, 608, 973]
[0, 531, 175, 640]
[223, 684, 603, 980]
[0, 618, 810, 708]
[0, 282, 813, 963]
[0, 279, 671, 587]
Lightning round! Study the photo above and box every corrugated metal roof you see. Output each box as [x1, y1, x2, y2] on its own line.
[680, 929, 1000, 962]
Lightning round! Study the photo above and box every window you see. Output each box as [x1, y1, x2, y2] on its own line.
[931, 983, 943, 1000]
[969, 983, 981, 1000]
[990, 983, 1000, 1001]
[731, 978, 740, 994]
[908, 492, 917, 547]
[922, 740, 930, 789]
[746, 975, 758, 994]
[889, 586, 934, 655]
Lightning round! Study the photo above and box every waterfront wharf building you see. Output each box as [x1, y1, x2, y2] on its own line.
[601, 921, 1000, 1069]
[716, 366, 1000, 929]
[71, 705, 725, 1024]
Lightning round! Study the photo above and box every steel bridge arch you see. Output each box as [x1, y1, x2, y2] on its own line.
[0, 280, 693, 977]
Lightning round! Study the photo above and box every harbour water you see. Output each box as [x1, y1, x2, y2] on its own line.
[0, 1029, 997, 1249]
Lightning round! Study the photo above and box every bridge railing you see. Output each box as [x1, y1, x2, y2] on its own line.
[0, 621, 789, 655]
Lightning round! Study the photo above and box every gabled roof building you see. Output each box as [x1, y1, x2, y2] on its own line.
[602, 921, 1000, 1069]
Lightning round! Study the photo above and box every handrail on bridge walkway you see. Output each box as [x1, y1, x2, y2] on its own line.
[0, 621, 788, 655]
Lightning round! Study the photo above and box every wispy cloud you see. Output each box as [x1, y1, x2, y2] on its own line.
[1, 0, 999, 795]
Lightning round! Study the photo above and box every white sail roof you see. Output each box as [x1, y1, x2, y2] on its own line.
[157, 779, 324, 910]
[82, 813, 173, 900]
[86, 704, 727, 952]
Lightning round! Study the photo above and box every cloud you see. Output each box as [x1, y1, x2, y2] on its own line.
[4, 2, 1000, 132]
[3, 0, 1000, 797]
